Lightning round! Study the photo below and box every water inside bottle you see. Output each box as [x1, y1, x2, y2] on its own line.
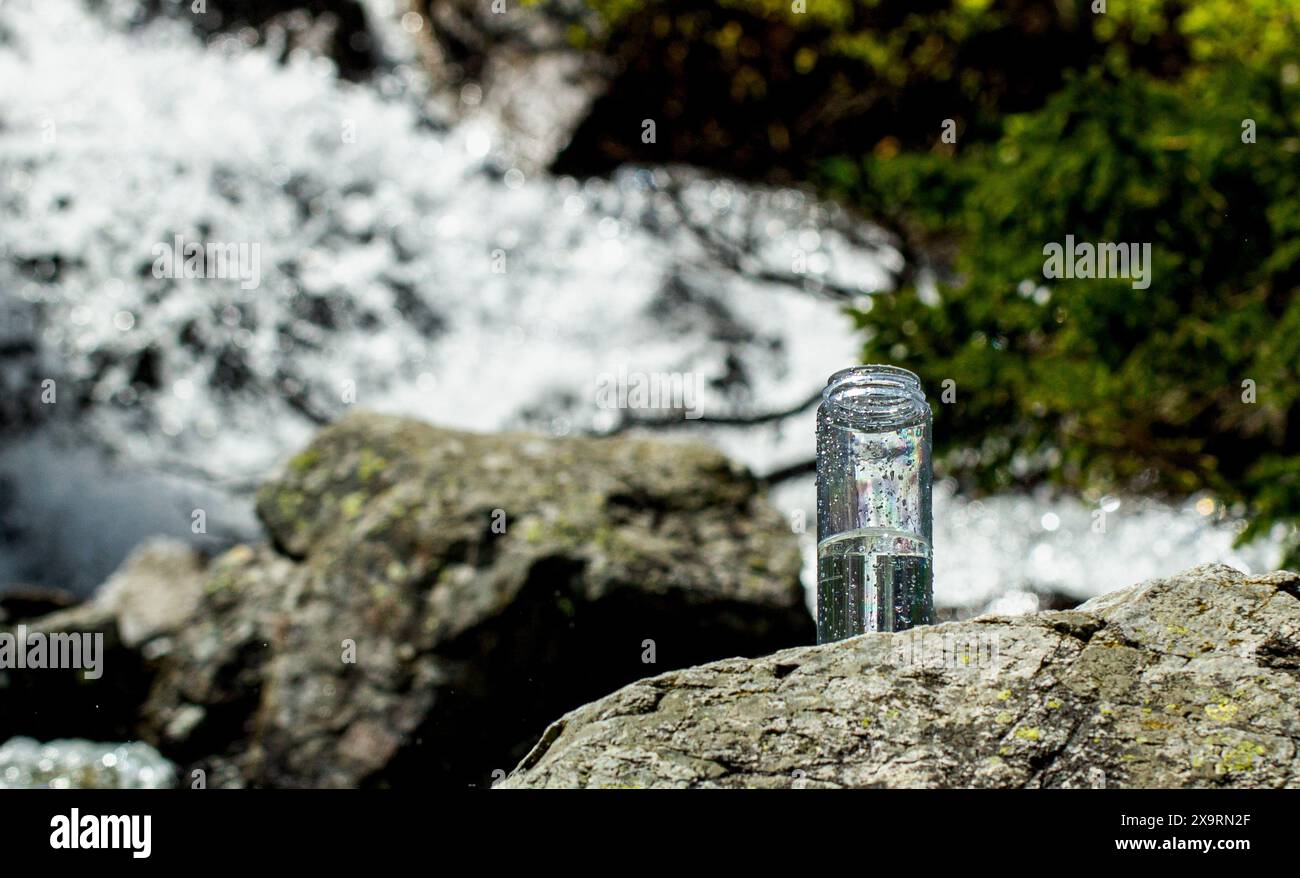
[816, 527, 932, 642]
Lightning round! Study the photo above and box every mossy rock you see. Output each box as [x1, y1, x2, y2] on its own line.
[504, 564, 1300, 788]
[145, 411, 810, 788]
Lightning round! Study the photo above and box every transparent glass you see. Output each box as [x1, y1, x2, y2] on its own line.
[816, 365, 933, 643]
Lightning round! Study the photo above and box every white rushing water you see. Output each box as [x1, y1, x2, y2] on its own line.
[0, 0, 1285, 603]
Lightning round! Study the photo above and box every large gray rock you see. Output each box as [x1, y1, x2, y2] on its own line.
[502, 564, 1300, 788]
[76, 538, 208, 650]
[139, 412, 812, 787]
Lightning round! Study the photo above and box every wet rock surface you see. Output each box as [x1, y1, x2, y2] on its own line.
[503, 564, 1300, 788]
[127, 412, 811, 787]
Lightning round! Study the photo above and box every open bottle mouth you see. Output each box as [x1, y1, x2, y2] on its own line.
[822, 364, 929, 429]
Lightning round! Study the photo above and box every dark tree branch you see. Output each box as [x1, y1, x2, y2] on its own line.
[659, 178, 904, 304]
[598, 385, 824, 436]
[759, 457, 816, 486]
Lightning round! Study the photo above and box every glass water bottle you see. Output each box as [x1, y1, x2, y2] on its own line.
[816, 365, 933, 643]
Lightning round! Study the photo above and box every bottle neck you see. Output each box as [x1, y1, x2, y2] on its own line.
[822, 365, 929, 429]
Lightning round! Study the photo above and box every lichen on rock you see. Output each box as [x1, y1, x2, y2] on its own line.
[501, 564, 1300, 788]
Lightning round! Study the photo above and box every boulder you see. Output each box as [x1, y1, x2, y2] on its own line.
[139, 412, 812, 787]
[86, 538, 208, 650]
[0, 538, 204, 745]
[502, 564, 1300, 788]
